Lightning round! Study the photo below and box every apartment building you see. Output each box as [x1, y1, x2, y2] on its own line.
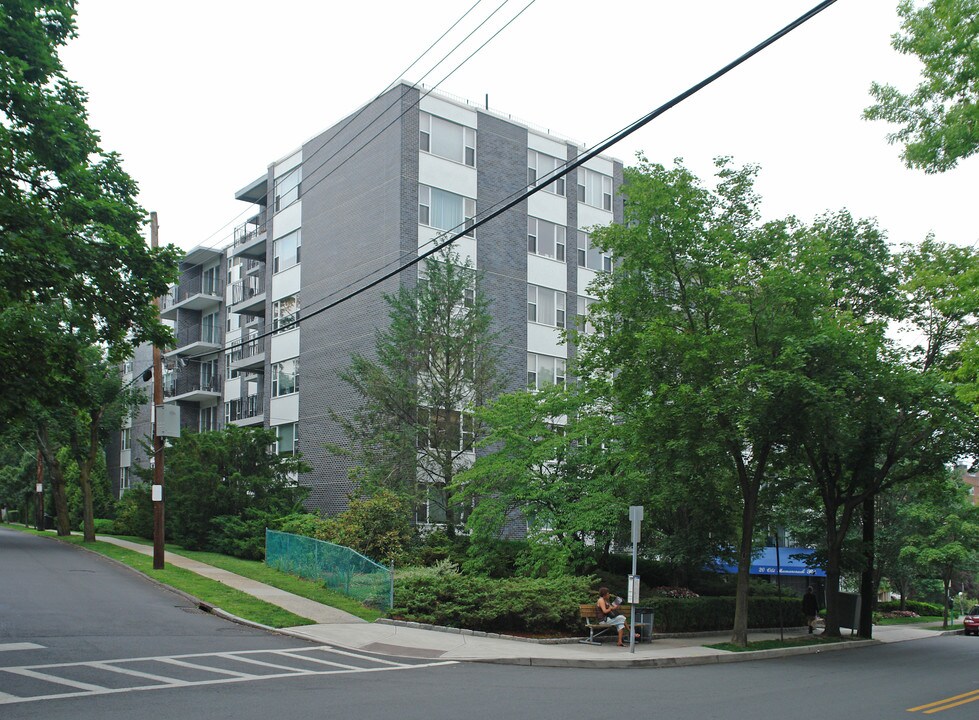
[111, 83, 622, 519]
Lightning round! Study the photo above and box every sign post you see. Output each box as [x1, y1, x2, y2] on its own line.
[629, 505, 643, 653]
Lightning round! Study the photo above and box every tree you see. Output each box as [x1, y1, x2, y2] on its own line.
[900, 473, 979, 627]
[334, 249, 503, 531]
[142, 425, 309, 552]
[578, 156, 820, 646]
[0, 1, 179, 423]
[865, 0, 979, 172]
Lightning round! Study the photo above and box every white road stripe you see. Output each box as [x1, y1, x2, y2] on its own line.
[271, 653, 363, 671]
[3, 667, 107, 692]
[303, 646, 410, 667]
[88, 662, 188, 686]
[157, 658, 257, 678]
[0, 643, 44, 652]
[221, 654, 315, 674]
[0, 691, 21, 702]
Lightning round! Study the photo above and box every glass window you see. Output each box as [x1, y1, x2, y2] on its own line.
[201, 312, 220, 343]
[528, 285, 566, 328]
[274, 167, 301, 212]
[420, 112, 476, 166]
[577, 167, 613, 210]
[527, 217, 566, 261]
[527, 149, 566, 196]
[577, 231, 613, 272]
[275, 422, 298, 455]
[200, 406, 218, 432]
[202, 265, 220, 295]
[123, 360, 134, 374]
[120, 466, 131, 492]
[272, 294, 301, 333]
[527, 353, 566, 390]
[121, 428, 131, 451]
[200, 358, 219, 392]
[273, 230, 301, 273]
[419, 185, 475, 236]
[577, 296, 596, 334]
[416, 407, 474, 452]
[271, 358, 298, 397]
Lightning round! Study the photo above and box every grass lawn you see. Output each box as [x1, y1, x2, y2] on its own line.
[706, 635, 845, 652]
[2, 524, 383, 626]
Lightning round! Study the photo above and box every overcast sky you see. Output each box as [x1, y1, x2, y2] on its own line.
[60, 0, 978, 254]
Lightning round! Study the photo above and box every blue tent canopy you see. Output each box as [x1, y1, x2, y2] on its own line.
[712, 547, 825, 577]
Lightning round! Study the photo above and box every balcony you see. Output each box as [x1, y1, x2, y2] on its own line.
[230, 215, 268, 260]
[160, 277, 222, 320]
[229, 275, 266, 316]
[227, 393, 264, 427]
[166, 325, 222, 358]
[164, 374, 222, 404]
[230, 335, 266, 374]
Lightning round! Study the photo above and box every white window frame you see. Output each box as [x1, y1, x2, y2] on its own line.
[275, 422, 299, 455]
[273, 230, 301, 274]
[527, 217, 566, 262]
[527, 149, 566, 196]
[577, 167, 613, 211]
[120, 428, 131, 451]
[577, 231, 613, 272]
[528, 285, 566, 328]
[527, 353, 567, 390]
[274, 167, 301, 212]
[120, 466, 131, 492]
[272, 294, 301, 333]
[576, 296, 596, 335]
[418, 185, 475, 237]
[271, 358, 298, 397]
[420, 111, 476, 167]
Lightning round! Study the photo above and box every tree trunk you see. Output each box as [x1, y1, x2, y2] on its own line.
[858, 495, 875, 639]
[36, 426, 71, 536]
[730, 490, 757, 647]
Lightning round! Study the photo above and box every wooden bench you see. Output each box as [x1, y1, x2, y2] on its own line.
[578, 604, 650, 645]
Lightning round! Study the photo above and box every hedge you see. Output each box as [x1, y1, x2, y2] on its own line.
[392, 568, 806, 634]
[878, 600, 944, 616]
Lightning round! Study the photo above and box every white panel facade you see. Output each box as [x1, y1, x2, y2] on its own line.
[273, 202, 302, 239]
[419, 153, 477, 198]
[582, 155, 614, 176]
[527, 323, 566, 357]
[528, 192, 566, 226]
[528, 254, 567, 291]
[271, 264, 301, 300]
[418, 229, 477, 267]
[527, 132, 567, 159]
[577, 267, 601, 297]
[578, 203, 612, 231]
[225, 375, 242, 401]
[419, 95, 477, 128]
[270, 331, 301, 364]
[269, 394, 299, 425]
[274, 150, 302, 177]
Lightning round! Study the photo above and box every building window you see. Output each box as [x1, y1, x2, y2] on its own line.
[225, 350, 239, 380]
[527, 149, 566, 196]
[420, 112, 476, 166]
[274, 166, 301, 212]
[577, 167, 613, 211]
[527, 353, 566, 390]
[120, 428, 131, 451]
[577, 231, 613, 272]
[419, 185, 475, 236]
[123, 360, 134, 374]
[272, 294, 301, 333]
[273, 230, 301, 273]
[120, 466, 131, 492]
[527, 217, 566, 261]
[200, 358, 219, 392]
[275, 422, 298, 455]
[200, 405, 218, 432]
[271, 358, 298, 397]
[576, 296, 596, 335]
[416, 407, 475, 452]
[202, 264, 220, 295]
[527, 285, 566, 328]
[202, 311, 220, 343]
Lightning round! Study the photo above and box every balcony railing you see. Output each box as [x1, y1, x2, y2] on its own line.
[234, 216, 267, 247]
[230, 275, 265, 306]
[226, 394, 264, 422]
[160, 276, 221, 310]
[163, 374, 222, 399]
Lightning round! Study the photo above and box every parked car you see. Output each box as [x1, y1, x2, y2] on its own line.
[963, 606, 979, 636]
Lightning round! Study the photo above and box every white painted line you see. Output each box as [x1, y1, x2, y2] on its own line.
[89, 662, 188, 686]
[222, 654, 314, 674]
[0, 643, 44, 652]
[304, 646, 410, 667]
[157, 658, 257, 678]
[0, 692, 21, 702]
[3, 667, 107, 692]
[272, 653, 363, 671]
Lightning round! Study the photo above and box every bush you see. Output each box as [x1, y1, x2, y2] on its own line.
[208, 509, 282, 560]
[392, 568, 594, 634]
[113, 484, 153, 539]
[93, 518, 115, 534]
[879, 600, 943, 616]
[647, 596, 806, 633]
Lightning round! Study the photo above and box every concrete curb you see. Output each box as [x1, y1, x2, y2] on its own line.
[376, 618, 582, 644]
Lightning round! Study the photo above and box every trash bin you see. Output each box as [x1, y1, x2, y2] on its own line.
[637, 607, 654, 642]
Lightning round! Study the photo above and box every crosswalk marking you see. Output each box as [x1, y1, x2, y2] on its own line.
[0, 646, 456, 706]
[0, 643, 44, 653]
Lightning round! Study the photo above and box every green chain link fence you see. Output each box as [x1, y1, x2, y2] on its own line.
[265, 529, 393, 610]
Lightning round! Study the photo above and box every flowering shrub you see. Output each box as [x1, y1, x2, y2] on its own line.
[652, 586, 700, 599]
[880, 610, 919, 619]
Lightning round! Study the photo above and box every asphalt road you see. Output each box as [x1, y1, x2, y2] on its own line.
[3, 527, 979, 719]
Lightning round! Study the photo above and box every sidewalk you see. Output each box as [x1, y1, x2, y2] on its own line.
[95, 536, 957, 668]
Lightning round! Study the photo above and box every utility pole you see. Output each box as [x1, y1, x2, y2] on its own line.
[151, 211, 166, 570]
[35, 449, 43, 531]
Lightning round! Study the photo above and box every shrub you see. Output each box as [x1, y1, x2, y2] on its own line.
[93, 518, 115, 534]
[113, 484, 153, 539]
[647, 596, 806, 633]
[209, 509, 282, 560]
[879, 600, 943, 616]
[651, 586, 699, 599]
[392, 569, 594, 634]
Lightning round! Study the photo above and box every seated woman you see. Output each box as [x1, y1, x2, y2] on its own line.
[597, 587, 633, 647]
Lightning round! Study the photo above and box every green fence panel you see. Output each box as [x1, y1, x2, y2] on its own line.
[265, 529, 392, 610]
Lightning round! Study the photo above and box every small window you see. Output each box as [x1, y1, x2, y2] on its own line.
[272, 358, 298, 397]
[528, 149, 566, 196]
[577, 231, 612, 272]
[272, 294, 301, 333]
[420, 112, 476, 167]
[273, 230, 301, 273]
[274, 167, 301, 212]
[275, 422, 298, 455]
[528, 218, 566, 262]
[527, 285, 566, 328]
[578, 167, 613, 210]
[419, 184, 475, 237]
[527, 353, 566, 390]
